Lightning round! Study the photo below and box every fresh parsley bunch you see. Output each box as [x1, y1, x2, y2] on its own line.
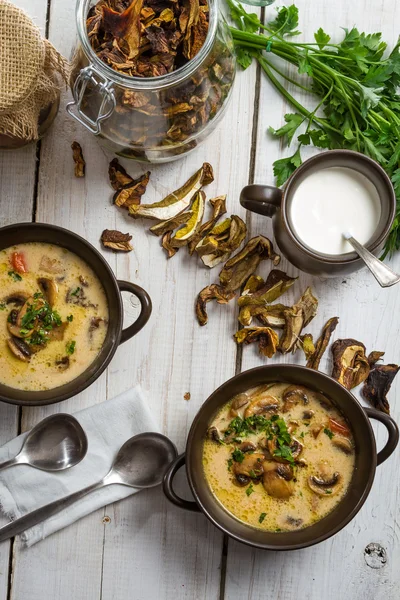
[227, 1, 400, 256]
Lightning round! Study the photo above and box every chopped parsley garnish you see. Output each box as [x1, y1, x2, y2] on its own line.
[259, 512, 267, 523]
[66, 340, 76, 355]
[232, 448, 245, 463]
[8, 271, 22, 281]
[67, 314, 74, 322]
[246, 483, 254, 496]
[275, 528, 282, 532]
[0, 303, 6, 311]
[324, 427, 334, 439]
[16, 294, 63, 346]
[227, 459, 233, 471]
[225, 414, 295, 464]
[325, 490, 332, 495]
[249, 469, 257, 478]
[70, 287, 81, 297]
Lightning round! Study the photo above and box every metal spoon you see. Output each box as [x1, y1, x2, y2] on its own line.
[0, 432, 177, 542]
[343, 232, 400, 288]
[0, 414, 88, 472]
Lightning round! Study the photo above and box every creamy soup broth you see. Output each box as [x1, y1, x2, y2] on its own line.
[0, 243, 109, 391]
[203, 383, 355, 532]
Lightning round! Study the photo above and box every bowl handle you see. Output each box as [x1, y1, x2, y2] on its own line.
[364, 407, 399, 465]
[240, 184, 282, 218]
[117, 280, 152, 344]
[163, 453, 201, 512]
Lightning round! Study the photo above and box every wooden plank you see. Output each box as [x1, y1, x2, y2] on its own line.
[0, 1, 48, 599]
[9, 3, 259, 600]
[8, 1, 110, 598]
[99, 33, 260, 600]
[224, 1, 400, 599]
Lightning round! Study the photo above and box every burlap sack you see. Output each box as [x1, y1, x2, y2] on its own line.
[0, 0, 70, 141]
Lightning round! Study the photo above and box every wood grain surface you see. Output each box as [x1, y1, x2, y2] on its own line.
[0, 0, 399, 599]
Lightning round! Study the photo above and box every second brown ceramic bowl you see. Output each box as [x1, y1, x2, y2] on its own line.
[0, 223, 152, 406]
[163, 365, 398, 551]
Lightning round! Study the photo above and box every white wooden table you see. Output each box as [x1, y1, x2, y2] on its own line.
[1, 0, 400, 598]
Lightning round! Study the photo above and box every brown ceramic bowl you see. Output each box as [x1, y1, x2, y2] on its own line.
[163, 365, 399, 551]
[0, 223, 152, 406]
[240, 150, 396, 277]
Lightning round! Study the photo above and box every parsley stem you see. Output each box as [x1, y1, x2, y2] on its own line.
[257, 57, 341, 135]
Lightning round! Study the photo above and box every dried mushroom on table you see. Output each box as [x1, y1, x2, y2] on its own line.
[331, 339, 370, 390]
[235, 327, 279, 358]
[196, 284, 235, 326]
[101, 229, 133, 252]
[362, 363, 400, 414]
[71, 142, 85, 177]
[305, 317, 339, 370]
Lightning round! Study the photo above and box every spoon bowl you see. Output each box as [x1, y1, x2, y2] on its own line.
[0, 413, 88, 472]
[110, 432, 178, 488]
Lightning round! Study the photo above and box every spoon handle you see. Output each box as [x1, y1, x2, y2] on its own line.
[0, 479, 105, 543]
[346, 236, 400, 288]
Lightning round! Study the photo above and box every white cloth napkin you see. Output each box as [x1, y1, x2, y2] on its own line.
[0, 386, 159, 547]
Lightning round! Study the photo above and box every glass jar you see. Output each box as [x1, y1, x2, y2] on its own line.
[68, 0, 236, 163]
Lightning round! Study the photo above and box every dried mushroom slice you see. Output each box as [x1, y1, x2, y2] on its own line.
[368, 351, 385, 368]
[219, 236, 280, 293]
[195, 284, 235, 326]
[306, 317, 339, 370]
[279, 288, 318, 354]
[238, 270, 297, 307]
[238, 303, 288, 328]
[331, 339, 370, 389]
[129, 163, 213, 220]
[161, 231, 178, 258]
[235, 327, 279, 358]
[243, 275, 265, 294]
[149, 211, 193, 237]
[299, 334, 315, 361]
[101, 229, 133, 252]
[108, 158, 134, 191]
[102, 0, 144, 60]
[71, 142, 85, 177]
[170, 190, 205, 246]
[114, 171, 150, 208]
[362, 363, 400, 414]
[188, 195, 227, 254]
[196, 215, 247, 268]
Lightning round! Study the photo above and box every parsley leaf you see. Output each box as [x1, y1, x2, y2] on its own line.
[246, 483, 254, 496]
[268, 5, 300, 37]
[227, 458, 233, 471]
[314, 27, 331, 50]
[259, 512, 267, 523]
[71, 287, 81, 297]
[232, 448, 245, 463]
[0, 303, 6, 311]
[8, 271, 22, 282]
[269, 113, 304, 146]
[273, 147, 302, 186]
[67, 315, 74, 322]
[66, 341, 76, 355]
[324, 427, 334, 439]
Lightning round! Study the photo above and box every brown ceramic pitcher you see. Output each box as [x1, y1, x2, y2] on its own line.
[240, 150, 396, 277]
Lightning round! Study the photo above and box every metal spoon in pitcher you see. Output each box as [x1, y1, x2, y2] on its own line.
[0, 432, 177, 543]
[343, 232, 400, 288]
[0, 414, 88, 473]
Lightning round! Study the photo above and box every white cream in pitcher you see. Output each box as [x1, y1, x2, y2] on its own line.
[290, 167, 381, 255]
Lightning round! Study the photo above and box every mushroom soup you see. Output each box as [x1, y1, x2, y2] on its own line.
[203, 383, 355, 532]
[0, 243, 109, 391]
